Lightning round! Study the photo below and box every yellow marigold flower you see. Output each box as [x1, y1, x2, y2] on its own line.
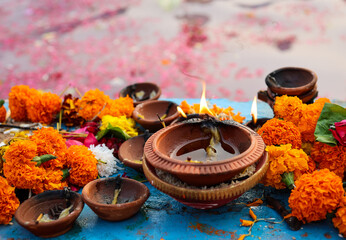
[310, 141, 346, 178]
[66, 145, 98, 187]
[333, 206, 346, 237]
[30, 127, 67, 170]
[3, 140, 46, 189]
[26, 92, 61, 124]
[98, 96, 134, 119]
[8, 85, 33, 121]
[0, 176, 20, 225]
[262, 144, 309, 189]
[273, 95, 303, 126]
[289, 169, 344, 223]
[78, 89, 110, 121]
[298, 98, 331, 143]
[100, 115, 138, 137]
[257, 118, 302, 149]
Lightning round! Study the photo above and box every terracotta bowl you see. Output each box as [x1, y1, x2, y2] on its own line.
[245, 118, 272, 131]
[119, 82, 161, 106]
[15, 190, 84, 238]
[133, 100, 180, 132]
[82, 177, 150, 221]
[143, 151, 269, 209]
[118, 134, 152, 172]
[265, 67, 317, 96]
[144, 119, 266, 186]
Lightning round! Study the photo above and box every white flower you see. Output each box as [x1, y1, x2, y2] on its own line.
[89, 144, 122, 177]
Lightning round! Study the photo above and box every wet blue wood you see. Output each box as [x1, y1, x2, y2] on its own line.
[0, 99, 342, 240]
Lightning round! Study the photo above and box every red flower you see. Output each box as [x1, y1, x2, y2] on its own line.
[330, 120, 346, 146]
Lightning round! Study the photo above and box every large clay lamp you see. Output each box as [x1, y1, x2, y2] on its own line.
[143, 83, 268, 208]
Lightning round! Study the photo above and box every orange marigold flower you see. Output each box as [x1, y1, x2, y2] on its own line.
[26, 92, 61, 124]
[66, 145, 98, 187]
[78, 89, 110, 121]
[33, 169, 68, 194]
[30, 127, 67, 170]
[273, 95, 303, 126]
[180, 100, 195, 114]
[3, 140, 45, 189]
[333, 206, 346, 237]
[257, 118, 302, 149]
[298, 98, 331, 143]
[98, 96, 134, 118]
[262, 144, 309, 189]
[0, 176, 20, 225]
[8, 85, 33, 122]
[288, 169, 344, 223]
[310, 141, 346, 178]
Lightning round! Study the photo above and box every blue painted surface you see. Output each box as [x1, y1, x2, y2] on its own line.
[0, 99, 342, 240]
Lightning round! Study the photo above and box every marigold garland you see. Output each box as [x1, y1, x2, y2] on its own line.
[262, 144, 309, 189]
[288, 169, 344, 223]
[78, 89, 110, 121]
[98, 96, 134, 119]
[30, 127, 67, 170]
[66, 145, 98, 187]
[8, 85, 33, 121]
[100, 115, 138, 137]
[310, 141, 346, 178]
[26, 92, 61, 124]
[0, 176, 20, 225]
[3, 140, 45, 189]
[257, 118, 302, 149]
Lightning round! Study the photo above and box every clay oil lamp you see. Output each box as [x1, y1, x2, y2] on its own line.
[119, 82, 161, 106]
[245, 96, 271, 131]
[258, 67, 318, 107]
[142, 85, 268, 209]
[82, 176, 150, 221]
[15, 189, 84, 238]
[132, 100, 180, 132]
[118, 131, 152, 172]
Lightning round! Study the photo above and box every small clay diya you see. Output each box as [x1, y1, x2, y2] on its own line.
[118, 132, 152, 172]
[82, 177, 150, 221]
[15, 190, 84, 238]
[265, 67, 317, 96]
[144, 118, 266, 187]
[119, 82, 161, 106]
[143, 151, 268, 209]
[132, 100, 180, 132]
[245, 118, 272, 132]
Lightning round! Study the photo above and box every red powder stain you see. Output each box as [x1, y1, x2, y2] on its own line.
[302, 232, 308, 237]
[188, 222, 235, 238]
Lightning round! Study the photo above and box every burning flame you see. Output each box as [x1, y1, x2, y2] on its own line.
[251, 96, 257, 124]
[177, 106, 187, 118]
[199, 82, 215, 116]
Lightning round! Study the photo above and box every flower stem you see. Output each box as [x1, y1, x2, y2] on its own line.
[62, 169, 69, 181]
[281, 172, 295, 190]
[32, 154, 57, 166]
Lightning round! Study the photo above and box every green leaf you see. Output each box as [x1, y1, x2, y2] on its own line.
[314, 103, 346, 146]
[96, 124, 131, 141]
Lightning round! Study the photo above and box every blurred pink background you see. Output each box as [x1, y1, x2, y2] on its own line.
[1, 0, 345, 101]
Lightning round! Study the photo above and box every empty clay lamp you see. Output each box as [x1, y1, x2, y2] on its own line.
[258, 67, 318, 107]
[119, 82, 161, 106]
[132, 100, 180, 132]
[15, 189, 84, 238]
[144, 118, 266, 187]
[82, 176, 150, 221]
